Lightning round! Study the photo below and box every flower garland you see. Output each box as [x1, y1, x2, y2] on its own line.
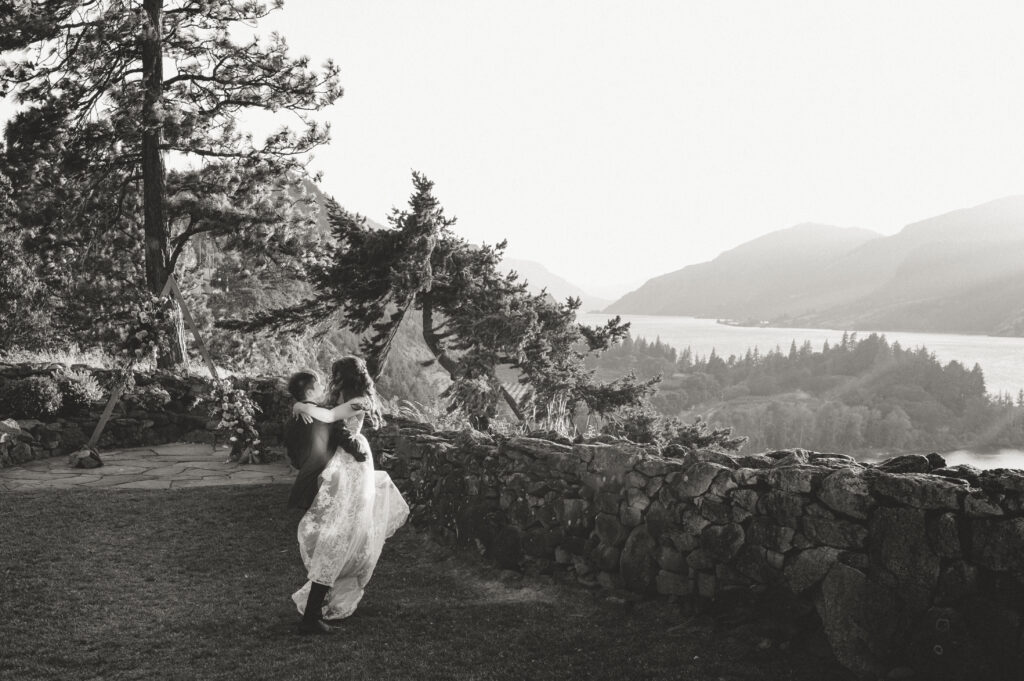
[209, 379, 264, 464]
[110, 294, 179, 361]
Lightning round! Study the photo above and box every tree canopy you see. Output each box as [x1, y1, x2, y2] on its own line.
[233, 172, 658, 428]
[0, 0, 341, 358]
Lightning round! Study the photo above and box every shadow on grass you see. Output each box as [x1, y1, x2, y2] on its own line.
[0, 485, 849, 681]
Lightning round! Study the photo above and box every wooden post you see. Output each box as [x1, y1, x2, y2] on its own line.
[84, 273, 217, 453]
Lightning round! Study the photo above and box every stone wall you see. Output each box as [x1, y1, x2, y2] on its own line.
[0, 363, 292, 467]
[370, 421, 1024, 680]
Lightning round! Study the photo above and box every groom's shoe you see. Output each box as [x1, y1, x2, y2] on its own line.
[297, 618, 336, 635]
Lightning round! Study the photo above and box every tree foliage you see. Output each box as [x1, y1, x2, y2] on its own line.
[232, 172, 657, 427]
[591, 331, 1024, 452]
[0, 0, 341, 355]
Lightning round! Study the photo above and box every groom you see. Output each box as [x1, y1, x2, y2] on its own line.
[284, 371, 358, 511]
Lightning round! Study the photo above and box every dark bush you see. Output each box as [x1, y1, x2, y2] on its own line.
[0, 376, 63, 419]
[57, 370, 104, 415]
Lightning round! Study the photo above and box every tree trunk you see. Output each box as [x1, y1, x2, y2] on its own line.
[421, 298, 525, 425]
[141, 0, 185, 368]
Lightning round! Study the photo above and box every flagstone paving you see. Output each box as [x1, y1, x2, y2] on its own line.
[0, 443, 294, 492]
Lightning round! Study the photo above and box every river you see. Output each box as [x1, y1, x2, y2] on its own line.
[578, 313, 1024, 469]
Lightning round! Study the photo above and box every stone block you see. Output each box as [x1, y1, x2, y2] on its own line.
[926, 513, 961, 558]
[875, 454, 932, 474]
[734, 467, 767, 486]
[675, 462, 730, 499]
[818, 468, 875, 520]
[594, 490, 621, 515]
[708, 470, 738, 497]
[762, 490, 806, 526]
[590, 543, 621, 572]
[700, 523, 744, 562]
[970, 518, 1024, 571]
[869, 507, 940, 609]
[554, 498, 591, 532]
[625, 487, 650, 512]
[697, 572, 716, 599]
[636, 457, 671, 477]
[657, 545, 687, 573]
[678, 506, 709, 534]
[936, 561, 978, 602]
[801, 516, 868, 550]
[732, 544, 777, 584]
[655, 570, 692, 596]
[964, 492, 1004, 517]
[696, 496, 732, 524]
[976, 469, 1024, 495]
[625, 471, 647, 488]
[644, 500, 675, 540]
[768, 464, 826, 494]
[816, 563, 901, 677]
[595, 512, 629, 547]
[620, 525, 658, 594]
[68, 449, 103, 469]
[619, 504, 643, 528]
[746, 517, 795, 553]
[686, 548, 715, 570]
[645, 475, 664, 498]
[663, 529, 699, 553]
[732, 488, 759, 511]
[785, 547, 841, 593]
[866, 471, 967, 511]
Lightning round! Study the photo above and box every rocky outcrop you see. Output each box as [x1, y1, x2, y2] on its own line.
[371, 424, 1024, 680]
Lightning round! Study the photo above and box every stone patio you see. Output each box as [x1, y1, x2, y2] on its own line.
[0, 443, 294, 492]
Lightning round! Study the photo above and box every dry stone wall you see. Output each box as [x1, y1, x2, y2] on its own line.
[371, 421, 1024, 680]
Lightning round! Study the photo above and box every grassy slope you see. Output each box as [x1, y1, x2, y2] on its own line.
[0, 486, 848, 681]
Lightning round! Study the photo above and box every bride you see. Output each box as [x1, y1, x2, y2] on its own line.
[289, 356, 409, 635]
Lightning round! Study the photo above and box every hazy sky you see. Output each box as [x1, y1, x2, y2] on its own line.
[6, 1, 1024, 299]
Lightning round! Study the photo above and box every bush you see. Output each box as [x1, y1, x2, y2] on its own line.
[0, 376, 63, 419]
[602, 407, 748, 454]
[125, 383, 172, 412]
[57, 369, 104, 415]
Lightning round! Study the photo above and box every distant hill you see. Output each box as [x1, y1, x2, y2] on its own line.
[606, 197, 1024, 336]
[607, 223, 882, 319]
[499, 258, 610, 312]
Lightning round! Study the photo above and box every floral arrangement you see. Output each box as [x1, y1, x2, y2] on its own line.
[109, 294, 179, 361]
[208, 379, 264, 464]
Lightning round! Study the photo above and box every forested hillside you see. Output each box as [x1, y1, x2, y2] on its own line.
[589, 332, 1024, 453]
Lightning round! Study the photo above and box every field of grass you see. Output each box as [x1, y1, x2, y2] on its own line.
[0, 485, 850, 681]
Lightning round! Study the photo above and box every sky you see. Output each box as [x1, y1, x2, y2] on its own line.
[6, 1, 1024, 300]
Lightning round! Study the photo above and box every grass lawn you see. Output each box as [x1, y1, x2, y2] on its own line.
[0, 485, 850, 681]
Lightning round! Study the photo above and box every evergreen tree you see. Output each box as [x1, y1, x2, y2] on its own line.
[232, 172, 657, 427]
[0, 0, 342, 362]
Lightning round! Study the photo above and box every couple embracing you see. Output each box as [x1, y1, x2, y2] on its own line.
[284, 356, 409, 635]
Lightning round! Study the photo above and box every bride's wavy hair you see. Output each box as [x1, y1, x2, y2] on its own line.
[328, 355, 383, 429]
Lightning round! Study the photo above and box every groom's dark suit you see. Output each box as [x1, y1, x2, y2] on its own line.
[285, 402, 336, 510]
[284, 402, 363, 510]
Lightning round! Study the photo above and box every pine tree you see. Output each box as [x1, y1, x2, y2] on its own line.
[231, 172, 657, 427]
[1, 0, 342, 363]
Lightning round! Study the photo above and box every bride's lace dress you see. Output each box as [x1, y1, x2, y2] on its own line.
[292, 413, 409, 620]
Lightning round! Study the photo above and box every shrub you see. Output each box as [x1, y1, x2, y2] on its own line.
[125, 384, 172, 412]
[57, 369, 104, 415]
[0, 376, 63, 419]
[602, 407, 748, 454]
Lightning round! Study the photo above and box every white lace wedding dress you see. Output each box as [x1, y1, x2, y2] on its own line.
[291, 413, 409, 620]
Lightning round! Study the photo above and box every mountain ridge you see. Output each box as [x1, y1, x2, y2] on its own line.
[605, 196, 1024, 336]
